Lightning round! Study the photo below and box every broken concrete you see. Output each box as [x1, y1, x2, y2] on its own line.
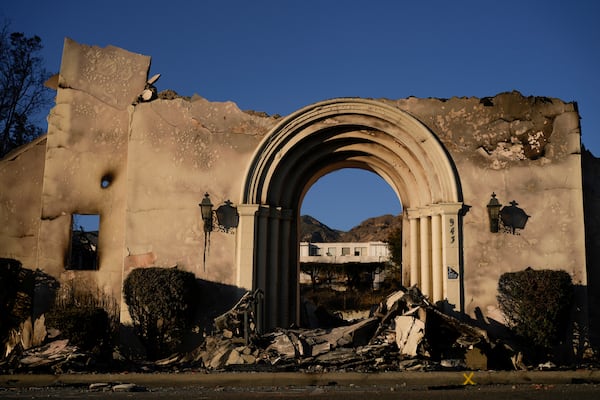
[3, 286, 596, 375]
[395, 316, 425, 357]
[174, 286, 493, 372]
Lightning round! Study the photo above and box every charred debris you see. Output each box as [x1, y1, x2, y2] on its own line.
[2, 285, 546, 374]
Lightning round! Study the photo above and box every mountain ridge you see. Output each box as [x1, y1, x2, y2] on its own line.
[300, 214, 402, 243]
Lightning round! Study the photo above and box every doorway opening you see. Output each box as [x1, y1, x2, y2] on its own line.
[299, 168, 403, 326]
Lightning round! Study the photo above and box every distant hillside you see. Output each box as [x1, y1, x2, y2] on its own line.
[341, 214, 402, 242]
[300, 214, 402, 243]
[299, 215, 343, 242]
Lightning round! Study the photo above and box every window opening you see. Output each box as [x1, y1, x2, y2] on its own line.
[354, 247, 367, 256]
[67, 214, 99, 270]
[308, 244, 321, 256]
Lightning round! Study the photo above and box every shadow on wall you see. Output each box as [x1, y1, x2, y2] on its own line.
[119, 277, 248, 359]
[582, 149, 600, 349]
[193, 279, 248, 333]
[441, 283, 588, 368]
[180, 279, 247, 352]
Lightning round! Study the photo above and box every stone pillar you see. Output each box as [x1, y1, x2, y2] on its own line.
[438, 203, 463, 310]
[407, 210, 420, 287]
[431, 213, 443, 303]
[278, 209, 293, 326]
[267, 207, 281, 329]
[419, 213, 431, 297]
[255, 206, 270, 294]
[235, 204, 260, 289]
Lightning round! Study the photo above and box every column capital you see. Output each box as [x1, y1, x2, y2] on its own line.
[237, 203, 261, 216]
[407, 207, 434, 218]
[433, 202, 464, 216]
[408, 202, 464, 218]
[405, 207, 421, 219]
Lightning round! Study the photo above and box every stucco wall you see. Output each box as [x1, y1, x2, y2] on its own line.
[384, 94, 586, 321]
[0, 40, 590, 335]
[0, 137, 46, 268]
[124, 96, 276, 284]
[38, 38, 150, 299]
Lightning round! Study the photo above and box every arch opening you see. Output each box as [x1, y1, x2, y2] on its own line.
[299, 168, 403, 325]
[300, 167, 402, 232]
[239, 98, 463, 330]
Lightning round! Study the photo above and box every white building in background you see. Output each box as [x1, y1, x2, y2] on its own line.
[299, 241, 390, 264]
[299, 241, 392, 288]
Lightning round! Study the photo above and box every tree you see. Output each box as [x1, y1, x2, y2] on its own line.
[300, 262, 323, 288]
[0, 22, 52, 158]
[386, 226, 402, 267]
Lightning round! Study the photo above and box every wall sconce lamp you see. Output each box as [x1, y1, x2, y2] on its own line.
[199, 193, 240, 270]
[199, 193, 214, 233]
[487, 192, 502, 233]
[487, 193, 530, 235]
[199, 193, 239, 233]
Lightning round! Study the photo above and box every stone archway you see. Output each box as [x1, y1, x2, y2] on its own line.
[238, 98, 463, 330]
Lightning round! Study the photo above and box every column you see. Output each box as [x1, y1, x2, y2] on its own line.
[408, 211, 420, 287]
[439, 203, 463, 310]
[235, 204, 260, 289]
[419, 214, 431, 297]
[278, 209, 293, 327]
[431, 213, 443, 303]
[255, 206, 269, 294]
[267, 207, 281, 329]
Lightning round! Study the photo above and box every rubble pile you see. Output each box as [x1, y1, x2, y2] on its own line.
[0, 286, 536, 374]
[184, 286, 491, 372]
[0, 339, 94, 373]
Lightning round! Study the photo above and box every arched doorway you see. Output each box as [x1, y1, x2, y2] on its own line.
[238, 98, 463, 330]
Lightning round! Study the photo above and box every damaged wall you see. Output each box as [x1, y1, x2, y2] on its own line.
[385, 94, 586, 321]
[0, 137, 46, 268]
[0, 39, 591, 339]
[38, 38, 150, 306]
[124, 95, 276, 284]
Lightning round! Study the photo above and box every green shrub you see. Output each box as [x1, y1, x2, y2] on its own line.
[123, 267, 198, 360]
[497, 268, 574, 351]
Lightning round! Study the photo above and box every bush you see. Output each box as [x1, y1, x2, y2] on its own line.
[1, 259, 59, 356]
[46, 280, 117, 356]
[46, 305, 110, 353]
[123, 267, 198, 360]
[0, 259, 34, 347]
[497, 267, 574, 352]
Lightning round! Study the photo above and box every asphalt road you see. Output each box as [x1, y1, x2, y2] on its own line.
[2, 371, 599, 399]
[2, 383, 600, 399]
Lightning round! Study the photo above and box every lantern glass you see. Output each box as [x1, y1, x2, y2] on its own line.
[487, 192, 502, 233]
[200, 193, 213, 221]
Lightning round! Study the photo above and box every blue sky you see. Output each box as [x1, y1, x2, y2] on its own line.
[3, 1, 599, 231]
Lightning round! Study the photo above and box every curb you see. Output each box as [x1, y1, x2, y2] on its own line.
[2, 370, 599, 389]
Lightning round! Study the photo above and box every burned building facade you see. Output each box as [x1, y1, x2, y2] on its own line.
[0, 39, 593, 338]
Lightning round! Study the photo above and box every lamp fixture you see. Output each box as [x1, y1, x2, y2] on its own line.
[198, 193, 240, 270]
[487, 192, 502, 233]
[487, 193, 530, 235]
